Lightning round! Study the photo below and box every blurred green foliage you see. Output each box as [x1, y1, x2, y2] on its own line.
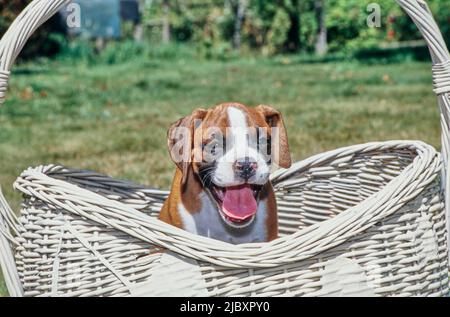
[49, 33, 434, 67]
[1, 0, 449, 59]
[54, 37, 195, 64]
[324, 0, 450, 53]
[144, 0, 449, 56]
[266, 7, 291, 55]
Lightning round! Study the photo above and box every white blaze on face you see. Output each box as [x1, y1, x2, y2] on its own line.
[213, 107, 270, 187]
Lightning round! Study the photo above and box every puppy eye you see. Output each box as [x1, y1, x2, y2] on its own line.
[257, 132, 272, 163]
[257, 133, 271, 149]
[202, 140, 219, 156]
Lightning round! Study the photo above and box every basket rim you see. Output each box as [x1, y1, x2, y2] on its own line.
[12, 140, 441, 269]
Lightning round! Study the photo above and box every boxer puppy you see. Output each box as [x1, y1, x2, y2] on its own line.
[159, 103, 291, 244]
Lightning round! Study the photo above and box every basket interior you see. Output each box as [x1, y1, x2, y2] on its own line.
[274, 148, 416, 236]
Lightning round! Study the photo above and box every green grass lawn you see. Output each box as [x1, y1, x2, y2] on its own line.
[0, 54, 441, 296]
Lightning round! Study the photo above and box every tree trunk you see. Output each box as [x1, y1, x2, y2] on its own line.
[133, 0, 144, 42]
[232, 0, 246, 51]
[162, 0, 171, 43]
[286, 0, 300, 52]
[314, 0, 327, 55]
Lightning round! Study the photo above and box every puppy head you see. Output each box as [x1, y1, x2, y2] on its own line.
[167, 103, 291, 228]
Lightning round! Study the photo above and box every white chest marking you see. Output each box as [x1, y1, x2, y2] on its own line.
[178, 203, 198, 235]
[178, 192, 269, 244]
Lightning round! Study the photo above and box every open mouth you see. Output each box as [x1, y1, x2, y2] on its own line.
[209, 183, 262, 229]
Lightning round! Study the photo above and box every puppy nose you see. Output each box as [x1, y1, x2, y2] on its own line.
[234, 157, 258, 179]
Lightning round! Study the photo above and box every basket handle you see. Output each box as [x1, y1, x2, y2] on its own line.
[0, 0, 71, 104]
[397, 0, 450, 259]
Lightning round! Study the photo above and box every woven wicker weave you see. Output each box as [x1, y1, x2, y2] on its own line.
[1, 0, 450, 297]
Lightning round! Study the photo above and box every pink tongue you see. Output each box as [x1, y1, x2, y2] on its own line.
[222, 185, 257, 220]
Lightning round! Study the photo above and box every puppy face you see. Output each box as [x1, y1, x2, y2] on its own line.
[168, 103, 291, 229]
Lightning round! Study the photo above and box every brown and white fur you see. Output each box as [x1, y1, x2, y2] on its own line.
[159, 103, 291, 244]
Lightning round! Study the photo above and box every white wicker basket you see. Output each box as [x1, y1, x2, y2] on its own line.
[1, 0, 450, 297]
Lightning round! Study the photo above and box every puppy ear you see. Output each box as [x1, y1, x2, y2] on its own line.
[167, 108, 208, 185]
[255, 105, 291, 169]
